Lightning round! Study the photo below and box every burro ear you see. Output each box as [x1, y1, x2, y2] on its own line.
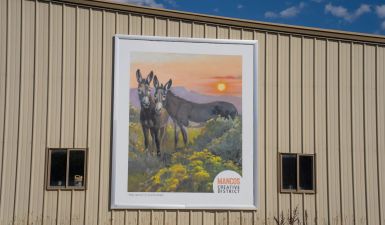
[165, 79, 172, 90]
[153, 75, 159, 88]
[136, 69, 142, 83]
[146, 71, 154, 84]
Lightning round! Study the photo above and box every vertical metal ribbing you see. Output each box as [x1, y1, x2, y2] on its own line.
[350, 42, 357, 225]
[13, 0, 23, 222]
[362, 44, 368, 225]
[375, 45, 382, 225]
[313, 37, 318, 225]
[27, 0, 38, 223]
[325, 39, 330, 225]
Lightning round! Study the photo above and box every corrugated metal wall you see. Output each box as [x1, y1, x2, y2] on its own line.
[0, 0, 384, 224]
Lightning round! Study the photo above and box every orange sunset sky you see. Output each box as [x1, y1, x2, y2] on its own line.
[130, 52, 242, 97]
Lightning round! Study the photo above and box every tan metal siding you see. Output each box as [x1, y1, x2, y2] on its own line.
[14, 1, 35, 224]
[363, 44, 380, 225]
[277, 33, 290, 218]
[352, 43, 367, 225]
[378, 46, 385, 225]
[339, 41, 354, 225]
[44, 2, 61, 224]
[180, 21, 192, 38]
[72, 6, 89, 225]
[192, 23, 204, 38]
[29, 2, 49, 224]
[327, 40, 341, 225]
[255, 31, 266, 225]
[290, 36, 304, 221]
[0, 1, 22, 225]
[155, 18, 167, 37]
[314, 39, 328, 225]
[85, 7, 103, 225]
[0, 0, 384, 225]
[302, 37, 316, 224]
[114, 11, 128, 225]
[265, 33, 278, 225]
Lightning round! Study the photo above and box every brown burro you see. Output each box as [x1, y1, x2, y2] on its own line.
[135, 69, 168, 157]
[153, 75, 238, 149]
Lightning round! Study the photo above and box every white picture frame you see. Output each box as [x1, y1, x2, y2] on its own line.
[111, 35, 258, 209]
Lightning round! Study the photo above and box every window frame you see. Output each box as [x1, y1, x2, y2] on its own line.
[278, 153, 316, 194]
[46, 148, 88, 191]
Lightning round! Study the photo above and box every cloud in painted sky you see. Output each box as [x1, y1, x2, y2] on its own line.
[265, 2, 306, 19]
[381, 21, 385, 30]
[113, 0, 163, 8]
[324, 3, 371, 22]
[237, 4, 244, 9]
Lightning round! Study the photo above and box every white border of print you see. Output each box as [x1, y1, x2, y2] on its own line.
[111, 35, 258, 209]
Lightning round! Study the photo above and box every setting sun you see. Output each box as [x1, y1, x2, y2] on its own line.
[217, 82, 227, 92]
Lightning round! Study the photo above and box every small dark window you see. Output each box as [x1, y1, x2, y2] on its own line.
[281, 154, 297, 190]
[280, 153, 315, 193]
[299, 155, 314, 190]
[47, 148, 87, 190]
[50, 150, 67, 187]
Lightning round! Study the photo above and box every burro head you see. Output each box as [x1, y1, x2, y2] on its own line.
[153, 75, 172, 115]
[136, 69, 154, 109]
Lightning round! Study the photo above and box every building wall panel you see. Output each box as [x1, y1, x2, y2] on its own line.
[242, 30, 253, 40]
[28, 2, 49, 224]
[155, 18, 167, 37]
[314, 39, 328, 225]
[190, 211, 202, 225]
[217, 26, 229, 39]
[168, 19, 179, 37]
[164, 210, 176, 225]
[339, 41, 354, 225]
[13, 1, 35, 224]
[0, 0, 7, 194]
[0, 1, 384, 225]
[142, 16, 154, 36]
[377, 46, 385, 225]
[326, 40, 342, 225]
[0, 0, 22, 224]
[192, 23, 204, 38]
[178, 210, 190, 225]
[180, 21, 192, 37]
[114, 12, 129, 225]
[229, 211, 241, 225]
[139, 210, 151, 225]
[352, 43, 367, 225]
[99, 10, 115, 225]
[277, 34, 290, 219]
[71, 6, 90, 225]
[43, 3, 62, 224]
[129, 14, 141, 35]
[203, 211, 214, 225]
[265, 33, 278, 224]
[363, 44, 380, 225]
[205, 25, 216, 38]
[84, 8, 103, 225]
[254, 31, 266, 225]
[230, 28, 241, 39]
[289, 36, 304, 222]
[302, 37, 316, 224]
[57, 5, 77, 224]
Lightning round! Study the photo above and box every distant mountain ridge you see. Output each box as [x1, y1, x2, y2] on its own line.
[130, 86, 242, 114]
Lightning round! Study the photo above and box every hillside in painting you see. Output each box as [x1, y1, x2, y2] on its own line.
[129, 86, 242, 113]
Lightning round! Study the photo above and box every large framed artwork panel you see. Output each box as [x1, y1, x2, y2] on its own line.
[111, 35, 258, 209]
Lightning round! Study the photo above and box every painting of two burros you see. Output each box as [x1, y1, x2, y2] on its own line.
[128, 52, 243, 193]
